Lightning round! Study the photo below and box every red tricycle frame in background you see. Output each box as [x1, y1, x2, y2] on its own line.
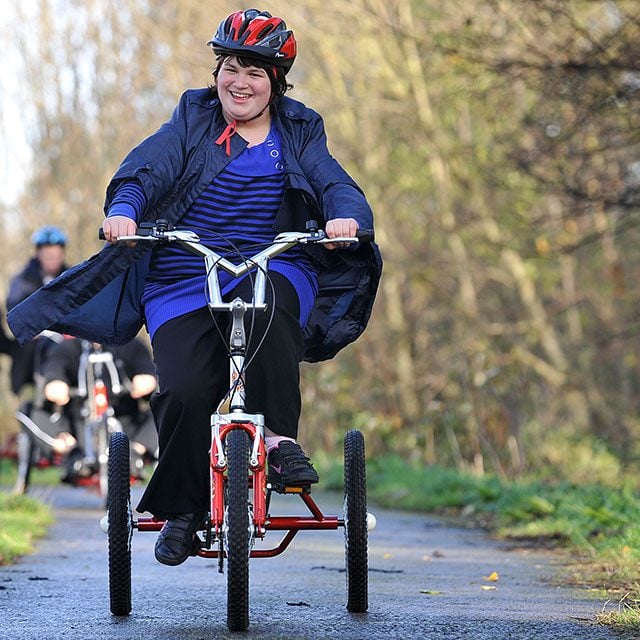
[13, 338, 136, 498]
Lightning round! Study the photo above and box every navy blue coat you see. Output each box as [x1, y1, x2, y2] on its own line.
[8, 90, 382, 362]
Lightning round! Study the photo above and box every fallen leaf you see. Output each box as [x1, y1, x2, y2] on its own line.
[483, 571, 499, 582]
[383, 553, 393, 559]
[480, 585, 497, 591]
[420, 590, 442, 595]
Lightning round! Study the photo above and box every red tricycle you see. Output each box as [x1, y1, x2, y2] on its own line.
[103, 221, 374, 631]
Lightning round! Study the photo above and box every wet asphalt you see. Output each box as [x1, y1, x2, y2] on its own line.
[1, 484, 635, 640]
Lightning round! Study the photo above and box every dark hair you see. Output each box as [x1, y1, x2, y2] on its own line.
[211, 54, 292, 100]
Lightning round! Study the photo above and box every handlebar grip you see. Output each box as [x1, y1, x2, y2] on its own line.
[356, 228, 374, 243]
[98, 228, 106, 240]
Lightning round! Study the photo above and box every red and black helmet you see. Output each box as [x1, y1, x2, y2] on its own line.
[207, 9, 297, 74]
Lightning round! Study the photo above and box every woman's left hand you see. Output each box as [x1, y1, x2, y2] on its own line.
[325, 217, 359, 250]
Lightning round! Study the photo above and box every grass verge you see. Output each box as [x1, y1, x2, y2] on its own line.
[0, 491, 53, 564]
[0, 458, 62, 488]
[315, 452, 640, 629]
[0, 457, 154, 568]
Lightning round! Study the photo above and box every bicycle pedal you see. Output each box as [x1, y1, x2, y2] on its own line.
[268, 482, 311, 495]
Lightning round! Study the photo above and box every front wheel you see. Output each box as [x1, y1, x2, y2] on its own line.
[107, 431, 132, 616]
[344, 429, 368, 612]
[225, 429, 250, 631]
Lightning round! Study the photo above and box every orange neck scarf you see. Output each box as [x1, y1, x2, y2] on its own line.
[215, 119, 238, 156]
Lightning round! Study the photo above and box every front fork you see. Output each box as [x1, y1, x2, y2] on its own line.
[210, 415, 268, 541]
[208, 296, 268, 560]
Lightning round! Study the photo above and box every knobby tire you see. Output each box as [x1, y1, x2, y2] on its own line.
[226, 429, 250, 631]
[107, 431, 132, 616]
[344, 429, 368, 612]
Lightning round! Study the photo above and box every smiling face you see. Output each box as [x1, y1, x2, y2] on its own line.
[216, 56, 273, 124]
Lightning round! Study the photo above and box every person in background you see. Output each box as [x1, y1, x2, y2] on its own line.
[42, 336, 158, 480]
[6, 226, 69, 397]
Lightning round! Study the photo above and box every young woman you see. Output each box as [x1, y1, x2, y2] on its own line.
[8, 9, 382, 566]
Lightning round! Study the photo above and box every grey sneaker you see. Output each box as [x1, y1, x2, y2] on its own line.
[267, 441, 319, 487]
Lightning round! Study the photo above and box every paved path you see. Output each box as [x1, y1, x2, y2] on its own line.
[1, 485, 633, 639]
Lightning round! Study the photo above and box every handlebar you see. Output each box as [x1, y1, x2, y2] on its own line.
[76, 342, 125, 398]
[98, 221, 374, 245]
[99, 220, 373, 312]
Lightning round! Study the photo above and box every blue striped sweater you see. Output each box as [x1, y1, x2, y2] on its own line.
[107, 127, 318, 338]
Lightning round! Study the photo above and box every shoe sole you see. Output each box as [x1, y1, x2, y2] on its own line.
[154, 551, 191, 566]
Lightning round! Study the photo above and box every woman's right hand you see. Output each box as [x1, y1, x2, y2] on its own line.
[102, 216, 138, 246]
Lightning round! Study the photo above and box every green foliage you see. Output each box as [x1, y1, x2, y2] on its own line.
[317, 453, 504, 509]
[521, 423, 624, 486]
[494, 481, 640, 548]
[0, 491, 53, 564]
[598, 603, 640, 630]
[316, 452, 640, 561]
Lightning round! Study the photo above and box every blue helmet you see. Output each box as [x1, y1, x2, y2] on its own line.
[31, 225, 67, 247]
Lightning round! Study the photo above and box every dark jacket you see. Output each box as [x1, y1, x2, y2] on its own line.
[8, 90, 382, 362]
[7, 258, 47, 311]
[6, 257, 68, 394]
[7, 257, 69, 311]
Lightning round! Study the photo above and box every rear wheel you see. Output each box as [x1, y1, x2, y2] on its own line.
[107, 431, 132, 616]
[344, 429, 368, 612]
[225, 429, 250, 631]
